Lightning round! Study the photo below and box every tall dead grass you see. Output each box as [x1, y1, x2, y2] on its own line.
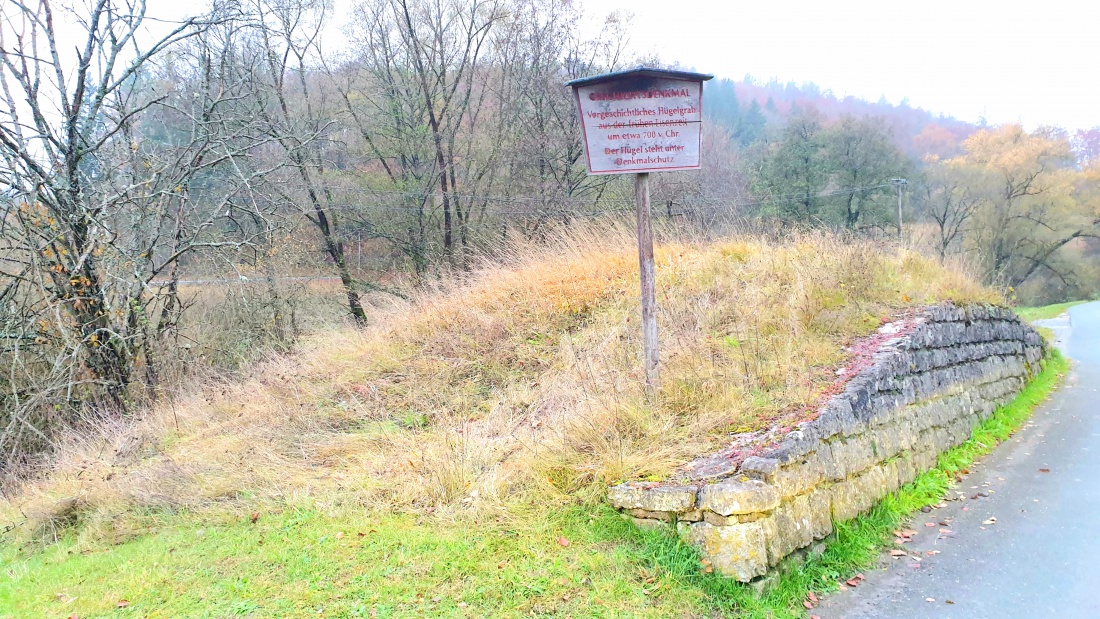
[0, 222, 999, 544]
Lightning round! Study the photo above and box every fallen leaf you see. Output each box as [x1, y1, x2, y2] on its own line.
[926, 597, 936, 602]
[983, 517, 997, 525]
[924, 522, 936, 527]
[1039, 468, 1051, 473]
[845, 578, 860, 587]
[926, 550, 941, 556]
[939, 529, 953, 534]
[557, 536, 571, 547]
[116, 600, 130, 608]
[946, 600, 955, 604]
[889, 549, 908, 556]
[803, 601, 815, 609]
[808, 592, 819, 603]
[250, 512, 260, 524]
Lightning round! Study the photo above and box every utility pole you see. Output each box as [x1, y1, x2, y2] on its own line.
[892, 178, 908, 241]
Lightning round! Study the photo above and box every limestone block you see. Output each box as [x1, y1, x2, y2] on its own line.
[858, 465, 891, 502]
[772, 452, 825, 499]
[895, 455, 917, 487]
[699, 479, 780, 516]
[906, 400, 947, 433]
[829, 477, 872, 522]
[935, 304, 968, 322]
[912, 446, 938, 473]
[807, 487, 833, 539]
[976, 398, 997, 420]
[628, 508, 674, 522]
[631, 517, 669, 531]
[880, 460, 902, 495]
[945, 416, 977, 448]
[929, 426, 952, 452]
[868, 421, 911, 461]
[607, 483, 696, 513]
[739, 456, 779, 482]
[868, 393, 906, 422]
[843, 381, 874, 420]
[810, 398, 860, 438]
[704, 511, 738, 526]
[823, 436, 876, 480]
[762, 494, 815, 566]
[682, 521, 768, 582]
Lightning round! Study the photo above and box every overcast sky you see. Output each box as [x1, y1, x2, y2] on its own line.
[126, 0, 1100, 131]
[578, 0, 1100, 131]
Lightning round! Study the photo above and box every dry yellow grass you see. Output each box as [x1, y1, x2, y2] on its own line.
[0, 224, 999, 544]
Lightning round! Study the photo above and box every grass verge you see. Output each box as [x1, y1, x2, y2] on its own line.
[0, 350, 1069, 618]
[1015, 300, 1088, 322]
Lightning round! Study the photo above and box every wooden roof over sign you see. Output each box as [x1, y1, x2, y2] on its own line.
[565, 66, 714, 88]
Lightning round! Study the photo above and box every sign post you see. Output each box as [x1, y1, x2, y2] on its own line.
[567, 67, 713, 394]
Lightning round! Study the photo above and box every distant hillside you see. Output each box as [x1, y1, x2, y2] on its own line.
[705, 76, 981, 158]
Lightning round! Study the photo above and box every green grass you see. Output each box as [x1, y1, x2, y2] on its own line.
[1015, 300, 1089, 322]
[0, 351, 1069, 618]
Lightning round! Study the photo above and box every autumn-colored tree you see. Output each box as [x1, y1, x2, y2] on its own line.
[956, 125, 1100, 288]
[912, 123, 964, 159]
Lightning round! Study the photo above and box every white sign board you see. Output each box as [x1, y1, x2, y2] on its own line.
[574, 76, 704, 175]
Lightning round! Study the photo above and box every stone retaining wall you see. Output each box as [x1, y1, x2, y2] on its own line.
[608, 304, 1045, 581]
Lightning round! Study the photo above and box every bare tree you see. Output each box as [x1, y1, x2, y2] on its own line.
[915, 160, 983, 260]
[229, 0, 381, 323]
[0, 0, 284, 464]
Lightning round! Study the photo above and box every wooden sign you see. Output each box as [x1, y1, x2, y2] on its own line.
[568, 68, 711, 175]
[567, 67, 712, 395]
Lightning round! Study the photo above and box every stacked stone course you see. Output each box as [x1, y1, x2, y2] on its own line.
[607, 304, 1045, 581]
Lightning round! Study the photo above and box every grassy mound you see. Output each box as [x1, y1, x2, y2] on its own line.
[0, 226, 999, 617]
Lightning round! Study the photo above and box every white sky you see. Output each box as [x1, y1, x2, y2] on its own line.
[126, 0, 1100, 131]
[579, 0, 1100, 131]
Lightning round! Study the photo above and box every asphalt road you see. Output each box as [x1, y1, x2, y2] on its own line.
[815, 301, 1100, 619]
